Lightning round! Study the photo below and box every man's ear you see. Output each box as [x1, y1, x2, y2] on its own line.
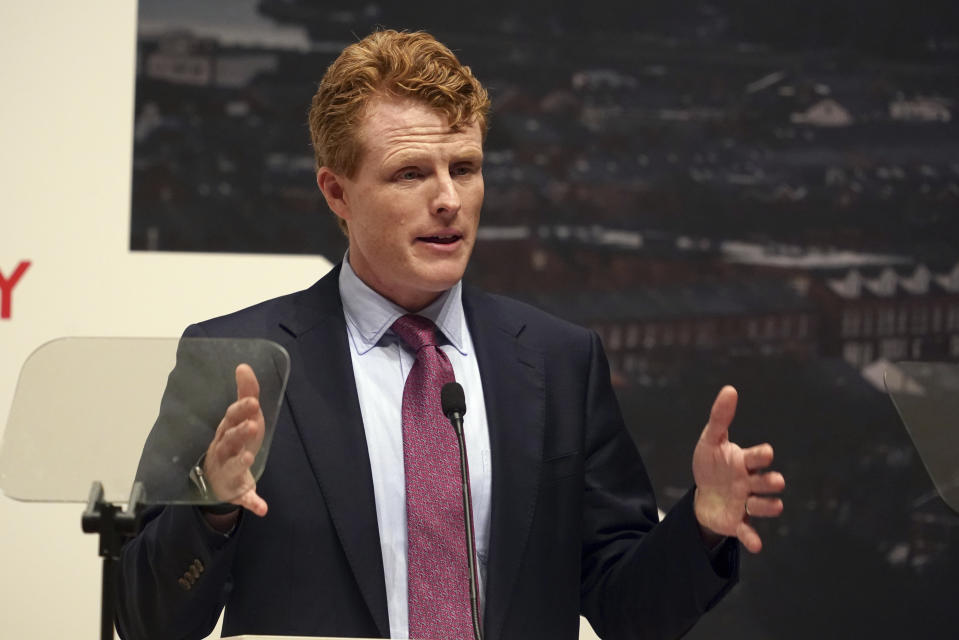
[316, 167, 350, 223]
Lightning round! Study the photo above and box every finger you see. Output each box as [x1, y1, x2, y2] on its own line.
[702, 385, 738, 446]
[217, 419, 259, 459]
[743, 444, 775, 472]
[224, 396, 261, 428]
[744, 495, 784, 518]
[236, 364, 260, 401]
[212, 396, 260, 444]
[749, 470, 785, 494]
[737, 521, 763, 554]
[237, 488, 269, 517]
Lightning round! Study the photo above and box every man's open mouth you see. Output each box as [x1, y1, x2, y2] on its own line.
[419, 234, 461, 244]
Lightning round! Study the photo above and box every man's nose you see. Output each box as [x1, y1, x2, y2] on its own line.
[431, 172, 461, 216]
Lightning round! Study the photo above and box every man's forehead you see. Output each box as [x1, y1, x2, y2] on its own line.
[357, 96, 481, 148]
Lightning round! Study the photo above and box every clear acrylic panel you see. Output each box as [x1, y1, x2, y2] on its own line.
[885, 361, 959, 514]
[1, 337, 290, 505]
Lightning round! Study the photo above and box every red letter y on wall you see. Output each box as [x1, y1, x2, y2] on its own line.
[0, 261, 31, 320]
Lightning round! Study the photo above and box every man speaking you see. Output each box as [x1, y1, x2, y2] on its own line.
[116, 29, 784, 640]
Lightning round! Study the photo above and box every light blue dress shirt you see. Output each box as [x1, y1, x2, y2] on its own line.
[338, 257, 492, 639]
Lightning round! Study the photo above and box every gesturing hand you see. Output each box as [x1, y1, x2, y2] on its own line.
[692, 385, 784, 553]
[202, 363, 269, 517]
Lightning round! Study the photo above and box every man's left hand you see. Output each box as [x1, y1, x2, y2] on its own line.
[692, 385, 785, 554]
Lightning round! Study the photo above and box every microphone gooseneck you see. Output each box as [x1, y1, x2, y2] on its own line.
[440, 382, 483, 640]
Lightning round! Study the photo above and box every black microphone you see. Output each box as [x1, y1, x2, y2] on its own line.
[440, 382, 483, 640]
[441, 381, 467, 437]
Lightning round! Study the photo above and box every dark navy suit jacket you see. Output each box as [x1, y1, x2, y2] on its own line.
[117, 264, 737, 640]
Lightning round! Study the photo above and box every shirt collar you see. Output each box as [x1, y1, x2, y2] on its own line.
[338, 252, 467, 356]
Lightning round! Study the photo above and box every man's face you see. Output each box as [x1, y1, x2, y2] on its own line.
[319, 96, 484, 311]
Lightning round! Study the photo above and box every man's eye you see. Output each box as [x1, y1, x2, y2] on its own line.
[397, 169, 420, 181]
[452, 165, 475, 176]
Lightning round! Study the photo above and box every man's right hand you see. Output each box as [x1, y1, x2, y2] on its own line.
[202, 363, 269, 517]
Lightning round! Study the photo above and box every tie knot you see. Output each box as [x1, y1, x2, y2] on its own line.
[391, 314, 440, 351]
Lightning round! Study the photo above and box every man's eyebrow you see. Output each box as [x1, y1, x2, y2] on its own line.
[383, 149, 484, 167]
[450, 149, 484, 165]
[456, 150, 484, 162]
[381, 152, 426, 169]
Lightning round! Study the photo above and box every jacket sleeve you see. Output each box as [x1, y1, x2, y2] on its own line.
[578, 330, 738, 639]
[115, 505, 243, 640]
[115, 323, 244, 640]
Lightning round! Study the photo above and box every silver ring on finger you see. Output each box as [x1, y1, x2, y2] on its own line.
[744, 498, 751, 517]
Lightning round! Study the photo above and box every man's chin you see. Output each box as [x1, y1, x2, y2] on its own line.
[415, 265, 467, 292]
[414, 249, 470, 276]
[421, 271, 466, 293]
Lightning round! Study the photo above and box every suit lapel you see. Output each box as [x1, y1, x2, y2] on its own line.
[278, 267, 389, 637]
[464, 287, 545, 640]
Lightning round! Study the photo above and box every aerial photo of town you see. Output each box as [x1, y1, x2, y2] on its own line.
[130, 1, 959, 635]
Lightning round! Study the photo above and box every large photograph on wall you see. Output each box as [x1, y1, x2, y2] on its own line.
[130, 1, 959, 636]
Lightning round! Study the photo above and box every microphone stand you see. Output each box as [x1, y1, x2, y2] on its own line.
[443, 383, 483, 640]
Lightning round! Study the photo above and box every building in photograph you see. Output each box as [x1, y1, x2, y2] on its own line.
[813, 263, 959, 368]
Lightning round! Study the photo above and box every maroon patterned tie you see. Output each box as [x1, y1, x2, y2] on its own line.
[391, 314, 473, 640]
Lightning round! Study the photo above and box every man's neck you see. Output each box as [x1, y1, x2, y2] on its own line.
[338, 255, 466, 353]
